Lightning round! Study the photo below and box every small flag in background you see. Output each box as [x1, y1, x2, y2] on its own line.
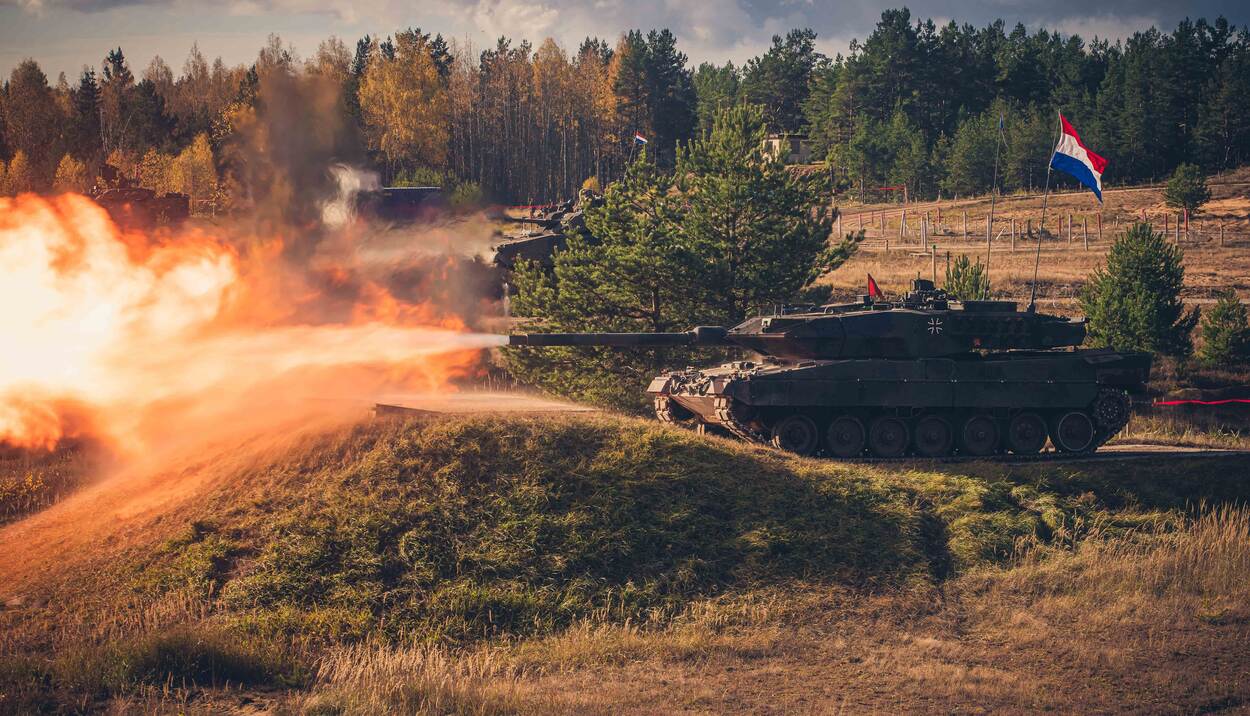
[867, 274, 883, 299]
[1050, 114, 1107, 202]
[633, 133, 648, 145]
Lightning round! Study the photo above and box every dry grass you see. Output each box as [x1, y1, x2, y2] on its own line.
[825, 168, 1250, 309]
[0, 440, 107, 525]
[295, 643, 572, 716]
[494, 507, 1250, 714]
[4, 416, 1250, 713]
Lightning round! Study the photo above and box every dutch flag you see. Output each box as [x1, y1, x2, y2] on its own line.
[1050, 114, 1107, 202]
[634, 133, 648, 145]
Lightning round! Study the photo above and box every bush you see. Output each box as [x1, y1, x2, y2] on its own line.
[944, 254, 990, 300]
[52, 154, 90, 194]
[1163, 163, 1211, 216]
[448, 181, 484, 211]
[1079, 222, 1198, 357]
[1198, 289, 1250, 366]
[580, 175, 601, 193]
[391, 166, 444, 188]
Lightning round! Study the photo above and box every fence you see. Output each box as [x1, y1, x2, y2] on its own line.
[835, 207, 1250, 254]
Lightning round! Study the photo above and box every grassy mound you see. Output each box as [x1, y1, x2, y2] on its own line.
[134, 415, 933, 643]
[4, 413, 1250, 711]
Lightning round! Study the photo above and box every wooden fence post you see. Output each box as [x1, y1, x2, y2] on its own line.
[1083, 216, 1088, 250]
[1098, 212, 1103, 243]
[986, 215, 991, 244]
[901, 210, 907, 242]
[837, 214, 842, 239]
[963, 211, 968, 240]
[1067, 213, 1072, 245]
[931, 243, 937, 284]
[1220, 223, 1226, 247]
[1011, 218, 1016, 252]
[1175, 214, 1181, 245]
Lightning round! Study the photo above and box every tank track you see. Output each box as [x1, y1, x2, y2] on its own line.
[714, 396, 769, 444]
[657, 388, 1136, 462]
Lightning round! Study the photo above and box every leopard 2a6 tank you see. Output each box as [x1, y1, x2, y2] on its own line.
[508, 279, 1152, 459]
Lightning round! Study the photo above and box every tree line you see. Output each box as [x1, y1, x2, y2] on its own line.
[1, 10, 1248, 206]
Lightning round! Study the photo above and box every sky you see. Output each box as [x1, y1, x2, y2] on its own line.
[1, 0, 1248, 82]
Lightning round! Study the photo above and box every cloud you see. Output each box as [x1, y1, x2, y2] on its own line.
[3, 0, 1248, 80]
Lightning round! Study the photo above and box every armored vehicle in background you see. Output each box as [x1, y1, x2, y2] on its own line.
[509, 279, 1151, 458]
[492, 190, 603, 271]
[94, 187, 190, 229]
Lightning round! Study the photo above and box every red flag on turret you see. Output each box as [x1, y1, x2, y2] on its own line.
[867, 273, 883, 298]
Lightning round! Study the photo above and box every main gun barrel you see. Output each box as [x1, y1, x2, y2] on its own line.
[508, 326, 729, 348]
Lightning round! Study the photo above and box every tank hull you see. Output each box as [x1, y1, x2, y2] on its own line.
[649, 349, 1150, 457]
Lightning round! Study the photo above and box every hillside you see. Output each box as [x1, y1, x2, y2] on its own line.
[824, 167, 1250, 309]
[1, 413, 1249, 713]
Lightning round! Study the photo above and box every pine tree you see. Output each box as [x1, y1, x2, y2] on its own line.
[70, 69, 101, 162]
[505, 104, 847, 411]
[1079, 222, 1198, 357]
[673, 103, 838, 319]
[740, 29, 824, 132]
[944, 255, 991, 300]
[504, 153, 692, 412]
[644, 29, 695, 164]
[692, 62, 739, 136]
[611, 31, 651, 146]
[1197, 289, 1250, 366]
[942, 112, 997, 197]
[1163, 162, 1211, 216]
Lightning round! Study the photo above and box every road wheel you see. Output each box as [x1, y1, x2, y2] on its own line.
[960, 414, 1000, 456]
[913, 415, 953, 458]
[868, 416, 909, 458]
[770, 414, 819, 456]
[1051, 411, 1096, 453]
[1007, 412, 1048, 454]
[826, 416, 866, 458]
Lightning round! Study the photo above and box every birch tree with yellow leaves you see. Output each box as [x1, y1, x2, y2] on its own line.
[358, 31, 449, 176]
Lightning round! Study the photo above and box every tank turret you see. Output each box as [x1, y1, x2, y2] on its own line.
[509, 279, 1152, 459]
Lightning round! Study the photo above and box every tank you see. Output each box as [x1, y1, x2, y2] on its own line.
[508, 279, 1152, 458]
[492, 190, 603, 271]
[93, 187, 190, 229]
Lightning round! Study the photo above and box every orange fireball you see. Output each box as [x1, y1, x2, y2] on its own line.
[0, 193, 500, 453]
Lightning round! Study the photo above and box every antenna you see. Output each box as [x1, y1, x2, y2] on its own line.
[987, 111, 1006, 287]
[1027, 227, 1042, 312]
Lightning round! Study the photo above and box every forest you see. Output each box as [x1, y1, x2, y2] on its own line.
[0, 8, 1248, 207]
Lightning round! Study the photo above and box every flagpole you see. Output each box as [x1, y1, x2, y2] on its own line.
[1029, 111, 1063, 312]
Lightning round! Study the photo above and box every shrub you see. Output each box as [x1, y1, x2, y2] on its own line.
[1198, 289, 1250, 366]
[53, 154, 90, 194]
[449, 181, 484, 210]
[1163, 162, 1211, 216]
[1079, 222, 1197, 357]
[391, 166, 444, 188]
[944, 254, 991, 300]
[581, 175, 601, 193]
